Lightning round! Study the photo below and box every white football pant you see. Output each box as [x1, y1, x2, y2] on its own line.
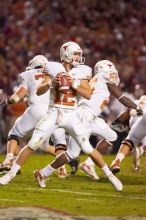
[9, 104, 48, 138]
[28, 107, 74, 151]
[59, 106, 117, 158]
[127, 112, 146, 146]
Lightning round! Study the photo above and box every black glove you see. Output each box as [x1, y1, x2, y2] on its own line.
[136, 106, 143, 116]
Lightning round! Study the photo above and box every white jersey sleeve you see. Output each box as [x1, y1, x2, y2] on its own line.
[102, 70, 120, 86]
[45, 61, 66, 78]
[70, 65, 92, 80]
[18, 71, 30, 89]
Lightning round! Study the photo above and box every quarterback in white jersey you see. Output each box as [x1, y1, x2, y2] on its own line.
[0, 41, 92, 185]
[30, 60, 144, 191]
[111, 95, 146, 174]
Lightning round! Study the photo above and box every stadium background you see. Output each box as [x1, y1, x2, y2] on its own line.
[0, 0, 146, 152]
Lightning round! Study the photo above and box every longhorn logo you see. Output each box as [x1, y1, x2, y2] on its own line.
[63, 45, 68, 51]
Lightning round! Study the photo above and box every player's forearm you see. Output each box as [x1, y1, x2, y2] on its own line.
[116, 109, 130, 122]
[75, 86, 92, 99]
[72, 79, 92, 99]
[37, 83, 50, 95]
[7, 86, 27, 104]
[118, 95, 137, 109]
[37, 75, 53, 95]
[107, 83, 137, 109]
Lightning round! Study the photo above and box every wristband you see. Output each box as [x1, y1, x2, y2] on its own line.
[8, 94, 20, 104]
[72, 79, 80, 89]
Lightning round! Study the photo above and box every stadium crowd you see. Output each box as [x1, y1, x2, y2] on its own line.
[0, 0, 146, 148]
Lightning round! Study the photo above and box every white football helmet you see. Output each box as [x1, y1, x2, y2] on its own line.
[29, 55, 48, 69]
[60, 41, 85, 66]
[94, 60, 118, 75]
[25, 66, 32, 71]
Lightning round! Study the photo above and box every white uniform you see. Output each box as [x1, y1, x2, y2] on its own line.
[127, 95, 146, 146]
[59, 69, 119, 158]
[9, 62, 63, 139]
[28, 64, 92, 151]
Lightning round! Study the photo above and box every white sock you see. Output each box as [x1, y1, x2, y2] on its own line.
[84, 157, 95, 166]
[140, 147, 144, 156]
[11, 162, 21, 175]
[41, 165, 55, 178]
[115, 153, 125, 162]
[6, 153, 14, 161]
[101, 164, 112, 177]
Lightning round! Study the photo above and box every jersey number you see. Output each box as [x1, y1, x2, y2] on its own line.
[35, 74, 44, 80]
[100, 100, 108, 110]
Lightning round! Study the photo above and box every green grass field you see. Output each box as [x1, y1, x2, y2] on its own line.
[0, 154, 146, 217]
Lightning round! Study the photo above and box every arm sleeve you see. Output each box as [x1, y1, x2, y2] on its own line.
[18, 73, 28, 89]
[76, 65, 92, 80]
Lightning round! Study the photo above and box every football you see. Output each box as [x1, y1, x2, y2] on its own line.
[59, 72, 71, 92]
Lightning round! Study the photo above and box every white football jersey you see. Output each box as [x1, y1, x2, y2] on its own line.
[45, 61, 66, 78]
[49, 64, 92, 109]
[78, 70, 120, 115]
[19, 69, 49, 106]
[19, 61, 65, 106]
[130, 95, 146, 127]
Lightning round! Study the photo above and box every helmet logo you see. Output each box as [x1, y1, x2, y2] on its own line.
[63, 45, 68, 51]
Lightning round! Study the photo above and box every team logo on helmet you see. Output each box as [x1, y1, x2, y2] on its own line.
[60, 41, 85, 66]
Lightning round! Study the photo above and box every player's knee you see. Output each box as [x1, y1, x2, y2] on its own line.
[55, 144, 67, 153]
[28, 137, 44, 151]
[80, 138, 93, 154]
[122, 139, 134, 151]
[81, 145, 93, 154]
[66, 148, 81, 160]
[39, 143, 49, 152]
[7, 135, 19, 145]
[107, 131, 117, 142]
[66, 150, 79, 160]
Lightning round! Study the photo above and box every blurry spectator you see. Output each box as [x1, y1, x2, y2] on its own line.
[0, 0, 146, 93]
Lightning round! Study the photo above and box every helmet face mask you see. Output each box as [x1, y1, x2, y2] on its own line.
[30, 55, 48, 69]
[60, 41, 85, 66]
[94, 60, 118, 75]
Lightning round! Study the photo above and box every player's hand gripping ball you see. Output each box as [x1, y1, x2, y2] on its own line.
[57, 72, 72, 93]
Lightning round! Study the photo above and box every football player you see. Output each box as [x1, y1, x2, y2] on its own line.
[32, 60, 142, 191]
[0, 55, 53, 173]
[0, 41, 92, 185]
[110, 95, 146, 174]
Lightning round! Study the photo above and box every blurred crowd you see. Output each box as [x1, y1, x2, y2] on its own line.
[0, 0, 146, 149]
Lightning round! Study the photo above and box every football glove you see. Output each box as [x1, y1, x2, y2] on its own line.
[136, 106, 143, 116]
